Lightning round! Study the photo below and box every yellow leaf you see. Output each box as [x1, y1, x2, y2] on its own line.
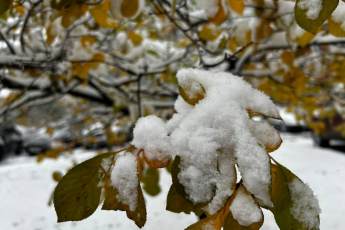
[281, 51, 294, 66]
[228, 0, 244, 15]
[52, 171, 63, 182]
[178, 83, 205, 106]
[328, 18, 345, 37]
[199, 25, 221, 41]
[210, 0, 228, 25]
[3, 92, 21, 105]
[128, 31, 143, 46]
[255, 19, 272, 42]
[91, 52, 105, 63]
[46, 127, 55, 136]
[46, 23, 56, 45]
[121, 0, 141, 18]
[80, 35, 97, 48]
[90, 0, 118, 29]
[227, 37, 238, 52]
[295, 31, 315, 47]
[72, 63, 88, 80]
[61, 4, 88, 28]
[14, 5, 25, 16]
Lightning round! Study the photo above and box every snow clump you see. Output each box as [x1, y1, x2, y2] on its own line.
[132, 68, 281, 214]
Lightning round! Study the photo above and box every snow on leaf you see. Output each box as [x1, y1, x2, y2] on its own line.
[329, 1, 345, 36]
[297, 0, 323, 20]
[133, 68, 279, 212]
[295, 0, 338, 34]
[102, 151, 147, 228]
[248, 120, 282, 153]
[229, 185, 263, 227]
[102, 181, 147, 228]
[270, 161, 320, 230]
[110, 152, 139, 211]
[205, 151, 237, 214]
[132, 115, 171, 163]
[289, 178, 321, 230]
[166, 156, 206, 215]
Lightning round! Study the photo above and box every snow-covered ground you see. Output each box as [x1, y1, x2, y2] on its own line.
[0, 134, 344, 230]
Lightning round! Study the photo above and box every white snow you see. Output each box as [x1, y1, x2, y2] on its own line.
[0, 134, 345, 229]
[332, 1, 345, 30]
[132, 68, 279, 211]
[230, 186, 262, 226]
[289, 23, 308, 41]
[205, 152, 236, 214]
[110, 152, 139, 211]
[132, 115, 171, 161]
[297, 0, 322, 20]
[288, 178, 321, 229]
[249, 120, 281, 151]
[187, 0, 219, 19]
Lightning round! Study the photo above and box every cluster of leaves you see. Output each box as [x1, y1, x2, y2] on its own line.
[54, 143, 319, 229]
[54, 71, 320, 229]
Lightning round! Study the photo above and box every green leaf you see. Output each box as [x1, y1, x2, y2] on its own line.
[141, 167, 161, 196]
[0, 0, 12, 15]
[270, 161, 320, 230]
[53, 153, 114, 222]
[295, 0, 338, 34]
[102, 180, 147, 228]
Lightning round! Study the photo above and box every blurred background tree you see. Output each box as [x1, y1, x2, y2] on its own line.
[0, 0, 344, 157]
